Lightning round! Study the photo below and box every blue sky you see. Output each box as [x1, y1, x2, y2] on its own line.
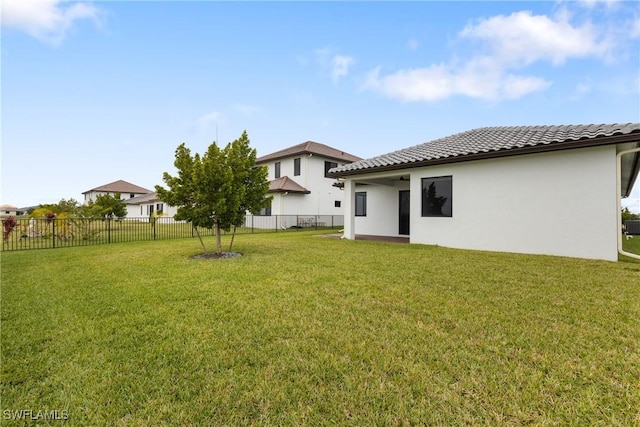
[2, 0, 639, 211]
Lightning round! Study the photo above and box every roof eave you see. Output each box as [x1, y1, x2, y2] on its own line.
[329, 133, 640, 178]
[257, 151, 360, 164]
[268, 189, 311, 194]
[623, 150, 640, 198]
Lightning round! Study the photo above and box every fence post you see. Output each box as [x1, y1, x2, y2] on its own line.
[107, 218, 111, 244]
[52, 218, 56, 249]
[276, 215, 278, 232]
[251, 215, 254, 234]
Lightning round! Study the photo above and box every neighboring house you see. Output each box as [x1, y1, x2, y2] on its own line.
[123, 192, 178, 220]
[82, 180, 152, 204]
[254, 141, 362, 224]
[329, 123, 640, 261]
[0, 204, 22, 217]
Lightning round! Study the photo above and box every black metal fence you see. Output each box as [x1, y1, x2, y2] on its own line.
[1, 215, 344, 252]
[625, 220, 640, 235]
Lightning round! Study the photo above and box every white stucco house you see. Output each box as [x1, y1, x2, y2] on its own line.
[123, 192, 179, 220]
[253, 141, 362, 228]
[0, 204, 23, 217]
[329, 123, 640, 261]
[82, 180, 152, 204]
[1, 204, 18, 216]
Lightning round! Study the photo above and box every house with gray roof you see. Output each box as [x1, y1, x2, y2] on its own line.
[329, 123, 640, 261]
[122, 192, 179, 220]
[82, 180, 152, 204]
[254, 141, 361, 228]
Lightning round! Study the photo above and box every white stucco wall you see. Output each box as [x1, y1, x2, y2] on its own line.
[125, 202, 179, 220]
[346, 145, 619, 261]
[84, 191, 144, 205]
[353, 182, 410, 236]
[263, 155, 348, 216]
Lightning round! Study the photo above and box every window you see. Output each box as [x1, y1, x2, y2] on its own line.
[257, 200, 272, 216]
[421, 176, 452, 217]
[294, 158, 301, 176]
[147, 204, 154, 215]
[334, 201, 341, 208]
[324, 161, 338, 178]
[140, 206, 143, 215]
[275, 162, 281, 178]
[156, 203, 164, 214]
[355, 192, 367, 216]
[130, 193, 135, 198]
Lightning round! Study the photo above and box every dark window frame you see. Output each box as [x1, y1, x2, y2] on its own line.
[275, 162, 281, 178]
[355, 192, 367, 217]
[325, 161, 338, 178]
[294, 158, 301, 176]
[421, 176, 452, 217]
[334, 200, 341, 208]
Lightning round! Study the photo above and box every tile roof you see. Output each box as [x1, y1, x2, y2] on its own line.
[330, 123, 640, 176]
[82, 180, 152, 195]
[123, 192, 159, 204]
[256, 141, 362, 164]
[268, 176, 311, 194]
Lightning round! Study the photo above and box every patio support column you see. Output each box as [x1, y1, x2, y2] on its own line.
[343, 178, 356, 240]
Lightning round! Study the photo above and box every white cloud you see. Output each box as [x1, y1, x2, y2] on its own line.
[574, 0, 621, 10]
[363, 9, 619, 102]
[311, 48, 355, 83]
[501, 74, 552, 99]
[331, 54, 355, 82]
[631, 16, 640, 39]
[1, 0, 103, 45]
[363, 62, 550, 102]
[460, 11, 611, 66]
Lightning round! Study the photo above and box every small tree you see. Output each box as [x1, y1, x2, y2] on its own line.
[31, 198, 80, 218]
[84, 193, 127, 219]
[156, 131, 270, 255]
[224, 131, 270, 252]
[622, 207, 640, 223]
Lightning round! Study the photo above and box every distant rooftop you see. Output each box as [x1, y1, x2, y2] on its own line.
[123, 192, 160, 204]
[82, 180, 152, 195]
[256, 141, 362, 164]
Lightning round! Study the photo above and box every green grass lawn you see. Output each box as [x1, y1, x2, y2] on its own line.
[622, 233, 640, 258]
[2, 231, 639, 425]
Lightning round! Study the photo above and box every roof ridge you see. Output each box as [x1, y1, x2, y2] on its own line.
[330, 123, 640, 176]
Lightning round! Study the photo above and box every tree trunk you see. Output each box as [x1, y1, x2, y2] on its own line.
[229, 225, 237, 252]
[215, 222, 222, 254]
[193, 225, 207, 253]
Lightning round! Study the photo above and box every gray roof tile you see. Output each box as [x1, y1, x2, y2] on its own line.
[330, 123, 640, 175]
[83, 179, 152, 195]
[268, 176, 310, 194]
[256, 141, 362, 164]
